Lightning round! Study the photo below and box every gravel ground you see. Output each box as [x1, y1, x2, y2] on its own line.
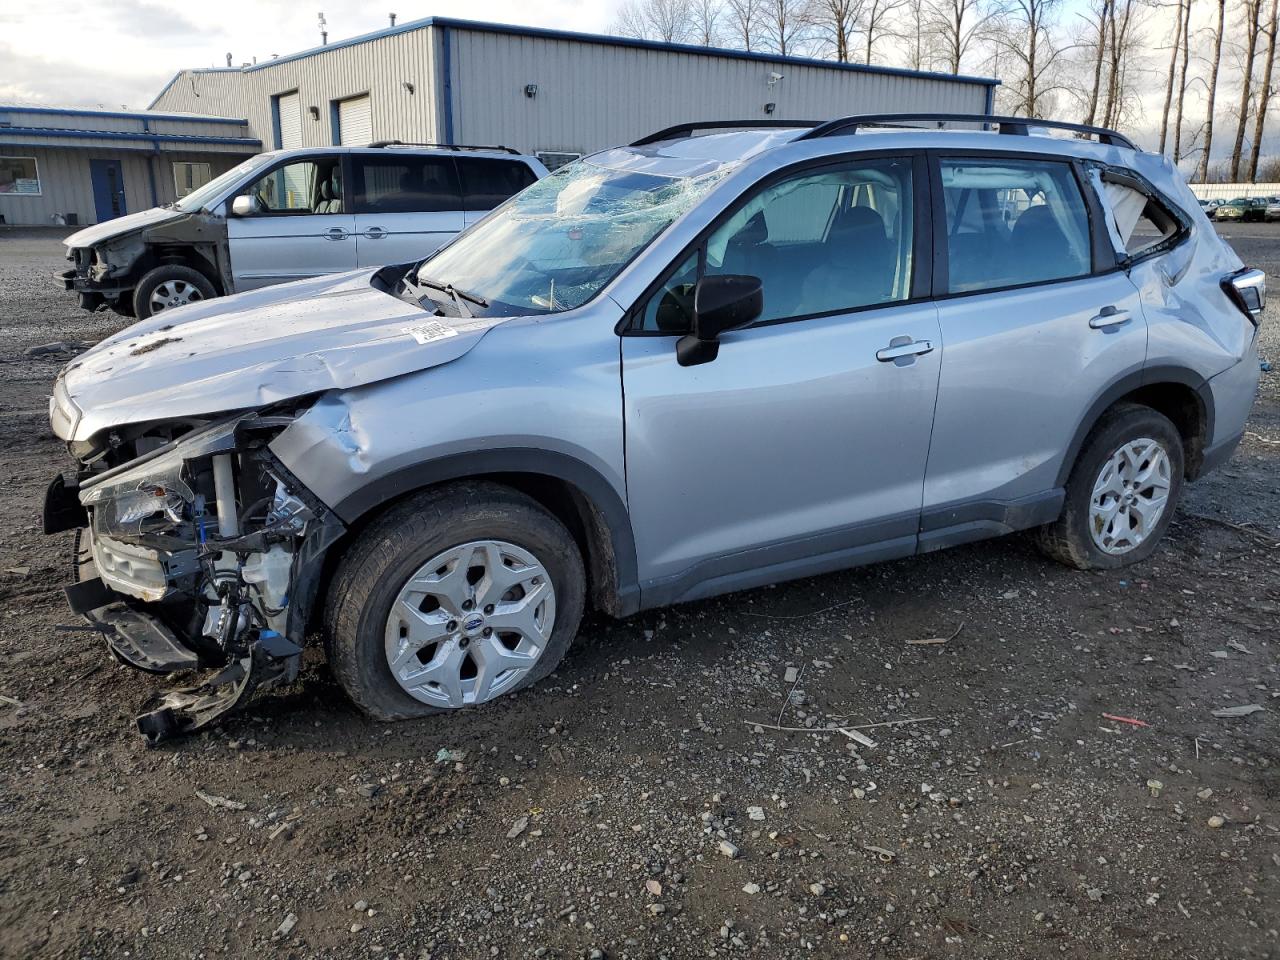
[0, 225, 1277, 960]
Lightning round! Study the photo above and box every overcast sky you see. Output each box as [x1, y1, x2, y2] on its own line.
[0, 1, 619, 111]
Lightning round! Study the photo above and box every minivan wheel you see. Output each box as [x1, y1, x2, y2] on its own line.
[1034, 402, 1184, 570]
[132, 265, 215, 320]
[324, 483, 586, 720]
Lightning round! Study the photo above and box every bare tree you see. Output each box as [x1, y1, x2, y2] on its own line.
[995, 0, 1069, 116]
[1196, 0, 1227, 181]
[807, 0, 866, 60]
[725, 0, 762, 48]
[1100, 0, 1141, 128]
[1249, 0, 1280, 179]
[900, 0, 936, 67]
[760, 0, 813, 54]
[1173, 0, 1192, 162]
[928, 0, 999, 73]
[1080, 0, 1111, 126]
[688, 0, 726, 44]
[1158, 0, 1186, 153]
[863, 0, 909, 61]
[613, 0, 693, 42]
[1231, 0, 1265, 179]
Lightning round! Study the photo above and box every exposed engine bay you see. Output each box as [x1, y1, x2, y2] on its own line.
[45, 405, 344, 743]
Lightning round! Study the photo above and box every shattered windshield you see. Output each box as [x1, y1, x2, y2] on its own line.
[416, 159, 734, 316]
[173, 154, 275, 213]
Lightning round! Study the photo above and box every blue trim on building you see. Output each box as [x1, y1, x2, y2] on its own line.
[146, 67, 243, 110]
[235, 16, 999, 88]
[441, 25, 455, 146]
[0, 103, 249, 125]
[0, 126, 261, 148]
[329, 100, 341, 145]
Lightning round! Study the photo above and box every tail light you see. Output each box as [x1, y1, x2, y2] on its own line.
[1222, 268, 1266, 325]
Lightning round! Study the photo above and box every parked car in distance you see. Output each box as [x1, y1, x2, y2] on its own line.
[57, 142, 548, 319]
[1198, 198, 1222, 214]
[1215, 197, 1266, 222]
[1265, 196, 1280, 221]
[45, 113, 1264, 741]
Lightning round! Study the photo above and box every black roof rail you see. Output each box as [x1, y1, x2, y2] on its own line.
[796, 113, 1137, 150]
[631, 119, 820, 146]
[366, 139, 522, 155]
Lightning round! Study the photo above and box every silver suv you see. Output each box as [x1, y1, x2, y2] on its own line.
[57, 142, 546, 319]
[44, 114, 1264, 740]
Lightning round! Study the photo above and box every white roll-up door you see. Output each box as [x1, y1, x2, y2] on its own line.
[338, 95, 373, 146]
[277, 92, 303, 149]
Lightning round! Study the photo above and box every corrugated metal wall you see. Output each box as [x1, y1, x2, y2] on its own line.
[149, 23, 991, 156]
[447, 30, 990, 154]
[0, 148, 246, 226]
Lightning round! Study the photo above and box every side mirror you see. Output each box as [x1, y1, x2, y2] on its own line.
[230, 195, 260, 217]
[676, 274, 763, 367]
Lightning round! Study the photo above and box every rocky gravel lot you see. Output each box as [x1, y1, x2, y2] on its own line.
[0, 226, 1277, 960]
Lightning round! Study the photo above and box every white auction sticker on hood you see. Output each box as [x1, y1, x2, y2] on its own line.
[403, 320, 460, 345]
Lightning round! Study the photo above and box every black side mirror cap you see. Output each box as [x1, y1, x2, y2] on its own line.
[676, 274, 763, 367]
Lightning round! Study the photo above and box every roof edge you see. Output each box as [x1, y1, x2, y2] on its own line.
[1, 104, 249, 125]
[229, 16, 999, 87]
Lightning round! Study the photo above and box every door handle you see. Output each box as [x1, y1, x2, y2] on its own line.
[363, 226, 386, 239]
[876, 338, 934, 362]
[1089, 306, 1132, 329]
[324, 227, 349, 241]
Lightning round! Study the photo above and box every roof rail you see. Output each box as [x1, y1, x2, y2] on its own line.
[631, 119, 819, 146]
[797, 113, 1137, 150]
[367, 139, 522, 155]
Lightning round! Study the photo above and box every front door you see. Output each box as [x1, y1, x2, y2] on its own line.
[621, 154, 941, 601]
[226, 155, 357, 290]
[89, 158, 127, 222]
[921, 154, 1148, 539]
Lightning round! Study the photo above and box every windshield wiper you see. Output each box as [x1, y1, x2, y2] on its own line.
[417, 275, 488, 319]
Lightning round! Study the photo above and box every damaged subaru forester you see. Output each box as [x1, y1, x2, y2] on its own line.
[44, 115, 1264, 741]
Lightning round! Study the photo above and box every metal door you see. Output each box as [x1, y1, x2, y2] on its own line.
[89, 159, 127, 222]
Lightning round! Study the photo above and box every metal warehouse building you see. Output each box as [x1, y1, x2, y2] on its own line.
[148, 17, 997, 168]
[0, 107, 259, 226]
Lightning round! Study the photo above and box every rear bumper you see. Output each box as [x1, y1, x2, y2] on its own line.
[1199, 337, 1262, 477]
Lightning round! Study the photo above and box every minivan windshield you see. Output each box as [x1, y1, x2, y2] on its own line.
[416, 159, 734, 316]
[173, 153, 276, 213]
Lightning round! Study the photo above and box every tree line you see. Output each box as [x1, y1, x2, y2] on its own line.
[613, 0, 1280, 182]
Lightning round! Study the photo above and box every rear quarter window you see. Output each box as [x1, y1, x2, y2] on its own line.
[457, 159, 538, 212]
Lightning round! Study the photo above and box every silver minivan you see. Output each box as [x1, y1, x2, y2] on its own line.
[57, 142, 547, 318]
[45, 114, 1264, 741]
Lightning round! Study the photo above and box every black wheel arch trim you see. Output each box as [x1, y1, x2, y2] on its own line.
[330, 448, 641, 616]
[1056, 364, 1214, 488]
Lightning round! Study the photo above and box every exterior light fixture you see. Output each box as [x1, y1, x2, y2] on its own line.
[308, 105, 320, 120]
[402, 81, 415, 94]
[764, 102, 776, 114]
[524, 84, 538, 98]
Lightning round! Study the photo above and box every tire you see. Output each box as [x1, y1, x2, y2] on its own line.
[1034, 402, 1184, 570]
[324, 482, 586, 720]
[132, 265, 216, 320]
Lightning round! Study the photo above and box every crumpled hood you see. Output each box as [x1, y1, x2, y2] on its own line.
[56, 270, 507, 442]
[63, 207, 184, 249]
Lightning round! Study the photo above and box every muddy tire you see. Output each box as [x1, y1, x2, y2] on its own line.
[324, 482, 586, 721]
[1034, 402, 1184, 570]
[132, 265, 216, 320]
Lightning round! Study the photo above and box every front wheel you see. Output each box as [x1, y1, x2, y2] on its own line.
[324, 482, 586, 720]
[132, 265, 216, 320]
[1034, 402, 1184, 570]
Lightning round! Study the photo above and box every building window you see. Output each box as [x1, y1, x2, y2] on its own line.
[172, 161, 212, 198]
[0, 157, 40, 195]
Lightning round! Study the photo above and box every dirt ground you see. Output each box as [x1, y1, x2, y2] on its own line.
[0, 226, 1276, 960]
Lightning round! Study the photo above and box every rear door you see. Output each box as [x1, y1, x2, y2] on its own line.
[225, 154, 357, 290]
[457, 157, 539, 227]
[351, 153, 464, 266]
[920, 152, 1147, 545]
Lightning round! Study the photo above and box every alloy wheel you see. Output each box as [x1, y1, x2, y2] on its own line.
[384, 540, 556, 708]
[1088, 437, 1173, 555]
[149, 279, 204, 313]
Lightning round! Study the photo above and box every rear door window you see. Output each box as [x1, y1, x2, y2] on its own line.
[352, 155, 461, 213]
[457, 158, 538, 212]
[940, 158, 1092, 294]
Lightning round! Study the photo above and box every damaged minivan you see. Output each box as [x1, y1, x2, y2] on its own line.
[45, 114, 1264, 741]
[57, 143, 546, 319]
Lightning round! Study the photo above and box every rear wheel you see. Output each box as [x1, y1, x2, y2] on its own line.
[1034, 403, 1184, 570]
[132, 265, 216, 320]
[324, 482, 586, 720]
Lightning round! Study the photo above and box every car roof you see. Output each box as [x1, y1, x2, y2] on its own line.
[262, 145, 537, 161]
